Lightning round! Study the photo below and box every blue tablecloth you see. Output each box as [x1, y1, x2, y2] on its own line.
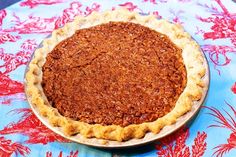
[0, 0, 236, 156]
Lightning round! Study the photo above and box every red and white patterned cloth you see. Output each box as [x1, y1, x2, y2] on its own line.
[0, 0, 236, 157]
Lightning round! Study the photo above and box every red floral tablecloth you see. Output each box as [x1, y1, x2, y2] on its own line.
[0, 0, 236, 157]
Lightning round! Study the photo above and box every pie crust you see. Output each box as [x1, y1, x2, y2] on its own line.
[25, 8, 206, 142]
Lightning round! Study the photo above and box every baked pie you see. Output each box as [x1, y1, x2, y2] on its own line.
[25, 9, 206, 142]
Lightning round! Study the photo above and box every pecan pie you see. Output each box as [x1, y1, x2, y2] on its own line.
[25, 9, 206, 142]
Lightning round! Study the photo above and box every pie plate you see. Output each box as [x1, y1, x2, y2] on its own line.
[24, 21, 209, 149]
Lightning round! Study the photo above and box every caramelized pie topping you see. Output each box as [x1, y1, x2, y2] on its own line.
[42, 22, 187, 127]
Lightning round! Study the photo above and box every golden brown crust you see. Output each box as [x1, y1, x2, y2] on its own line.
[25, 8, 206, 141]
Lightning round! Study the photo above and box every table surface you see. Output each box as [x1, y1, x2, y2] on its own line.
[0, 0, 236, 157]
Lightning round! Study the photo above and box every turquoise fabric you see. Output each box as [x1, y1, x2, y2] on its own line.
[0, 0, 236, 156]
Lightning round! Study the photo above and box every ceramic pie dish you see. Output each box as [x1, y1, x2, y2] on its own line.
[24, 8, 209, 148]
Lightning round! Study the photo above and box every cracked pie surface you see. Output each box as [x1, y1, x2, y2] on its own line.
[25, 9, 206, 142]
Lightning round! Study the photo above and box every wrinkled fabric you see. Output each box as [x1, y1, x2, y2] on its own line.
[0, 0, 236, 157]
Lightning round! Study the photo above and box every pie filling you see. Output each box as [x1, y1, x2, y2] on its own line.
[42, 22, 187, 127]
